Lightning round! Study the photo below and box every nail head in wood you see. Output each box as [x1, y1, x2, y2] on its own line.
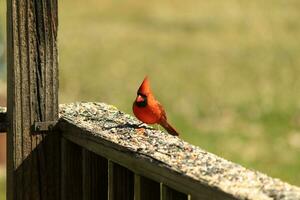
[32, 121, 57, 133]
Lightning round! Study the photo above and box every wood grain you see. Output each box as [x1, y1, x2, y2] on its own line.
[108, 161, 134, 200]
[82, 149, 108, 200]
[6, 0, 59, 199]
[161, 184, 188, 200]
[134, 174, 160, 200]
[61, 139, 82, 200]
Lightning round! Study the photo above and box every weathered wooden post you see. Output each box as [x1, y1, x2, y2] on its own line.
[6, 0, 60, 199]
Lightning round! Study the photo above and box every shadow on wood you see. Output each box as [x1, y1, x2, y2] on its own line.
[12, 132, 60, 199]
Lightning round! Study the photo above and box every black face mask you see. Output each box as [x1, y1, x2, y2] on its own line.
[135, 93, 147, 107]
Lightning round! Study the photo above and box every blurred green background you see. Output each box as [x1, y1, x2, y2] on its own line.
[1, 0, 300, 198]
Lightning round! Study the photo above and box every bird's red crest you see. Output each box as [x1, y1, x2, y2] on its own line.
[138, 76, 151, 95]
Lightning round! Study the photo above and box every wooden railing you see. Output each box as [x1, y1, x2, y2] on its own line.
[1, 103, 300, 199]
[58, 102, 300, 200]
[59, 102, 235, 200]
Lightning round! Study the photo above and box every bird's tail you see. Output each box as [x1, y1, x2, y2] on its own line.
[159, 119, 179, 136]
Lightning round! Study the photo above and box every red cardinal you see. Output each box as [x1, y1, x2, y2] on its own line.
[133, 76, 179, 136]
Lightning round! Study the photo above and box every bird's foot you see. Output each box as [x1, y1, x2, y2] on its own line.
[133, 122, 155, 130]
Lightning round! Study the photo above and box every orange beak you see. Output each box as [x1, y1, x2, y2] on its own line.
[136, 95, 144, 103]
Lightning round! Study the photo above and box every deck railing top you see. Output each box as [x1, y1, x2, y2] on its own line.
[57, 102, 300, 200]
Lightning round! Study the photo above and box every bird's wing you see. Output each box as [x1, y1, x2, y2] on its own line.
[157, 102, 167, 121]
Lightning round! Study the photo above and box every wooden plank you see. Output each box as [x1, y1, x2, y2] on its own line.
[108, 161, 113, 200]
[82, 148, 108, 200]
[134, 174, 141, 200]
[59, 120, 236, 200]
[189, 195, 201, 200]
[61, 139, 82, 200]
[108, 161, 114, 200]
[134, 174, 160, 200]
[6, 0, 59, 199]
[161, 184, 188, 200]
[108, 161, 134, 200]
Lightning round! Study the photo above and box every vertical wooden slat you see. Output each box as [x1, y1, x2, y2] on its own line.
[82, 149, 108, 200]
[108, 161, 134, 200]
[134, 175, 160, 200]
[61, 139, 83, 200]
[108, 161, 114, 200]
[161, 184, 188, 200]
[6, 0, 59, 199]
[134, 174, 141, 200]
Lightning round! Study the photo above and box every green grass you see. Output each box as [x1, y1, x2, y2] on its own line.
[0, 0, 300, 190]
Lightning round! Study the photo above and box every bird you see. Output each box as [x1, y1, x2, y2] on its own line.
[133, 76, 179, 136]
